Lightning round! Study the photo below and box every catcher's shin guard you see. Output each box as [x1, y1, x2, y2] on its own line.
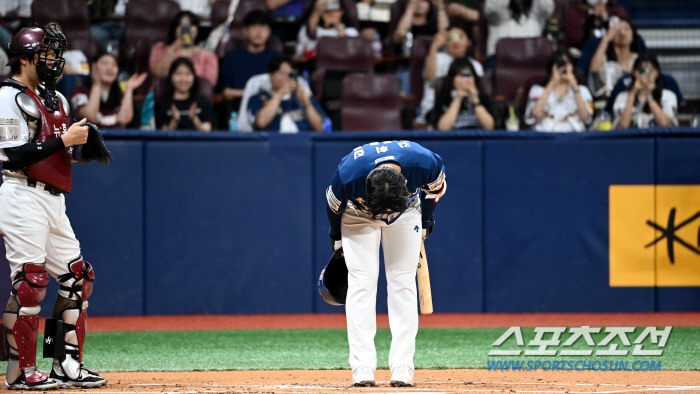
[49, 257, 95, 380]
[11, 264, 49, 370]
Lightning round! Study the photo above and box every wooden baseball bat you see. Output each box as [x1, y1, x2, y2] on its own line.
[417, 240, 433, 315]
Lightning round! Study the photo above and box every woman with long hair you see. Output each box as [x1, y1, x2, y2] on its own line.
[525, 50, 593, 132]
[430, 57, 495, 130]
[613, 53, 677, 129]
[69, 51, 147, 128]
[149, 10, 219, 86]
[295, 0, 359, 58]
[484, 0, 554, 58]
[155, 57, 214, 132]
[589, 17, 642, 96]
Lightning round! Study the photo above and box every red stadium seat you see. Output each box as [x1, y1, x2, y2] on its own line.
[341, 74, 402, 131]
[409, 35, 433, 107]
[494, 36, 552, 105]
[124, 0, 181, 74]
[31, 0, 99, 61]
[313, 36, 374, 103]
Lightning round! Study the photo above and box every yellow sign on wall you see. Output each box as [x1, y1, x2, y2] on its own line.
[610, 185, 700, 287]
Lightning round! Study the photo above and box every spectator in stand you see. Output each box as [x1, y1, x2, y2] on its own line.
[420, 22, 483, 120]
[563, 0, 628, 52]
[267, 0, 307, 20]
[175, 0, 217, 19]
[218, 10, 281, 105]
[296, 0, 359, 58]
[247, 56, 326, 132]
[446, 0, 480, 26]
[150, 10, 219, 86]
[49, 22, 90, 77]
[525, 50, 593, 132]
[390, 0, 449, 55]
[484, 0, 554, 58]
[613, 53, 677, 129]
[430, 57, 495, 130]
[70, 52, 148, 128]
[588, 17, 641, 98]
[156, 57, 215, 132]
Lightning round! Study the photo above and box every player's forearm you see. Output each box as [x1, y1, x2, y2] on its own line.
[3, 138, 66, 170]
[327, 205, 343, 234]
[420, 195, 438, 225]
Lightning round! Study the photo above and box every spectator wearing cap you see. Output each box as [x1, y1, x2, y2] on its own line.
[217, 10, 282, 104]
[295, 0, 359, 58]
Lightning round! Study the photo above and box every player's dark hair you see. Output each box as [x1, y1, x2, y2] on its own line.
[167, 57, 199, 99]
[366, 166, 410, 218]
[268, 55, 295, 73]
[244, 9, 273, 27]
[166, 11, 200, 45]
[10, 58, 23, 75]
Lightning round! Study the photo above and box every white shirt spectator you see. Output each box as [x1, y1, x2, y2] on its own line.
[237, 73, 314, 131]
[0, 0, 32, 18]
[612, 89, 678, 129]
[484, 0, 554, 57]
[420, 52, 483, 118]
[295, 25, 359, 57]
[525, 84, 594, 132]
[175, 0, 213, 18]
[63, 49, 90, 76]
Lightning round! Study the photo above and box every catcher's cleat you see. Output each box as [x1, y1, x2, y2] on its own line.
[5, 369, 60, 390]
[50, 364, 107, 388]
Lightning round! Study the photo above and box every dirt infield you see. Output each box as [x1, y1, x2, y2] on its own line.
[94, 370, 700, 393]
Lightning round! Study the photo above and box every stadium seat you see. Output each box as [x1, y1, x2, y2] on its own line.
[409, 35, 433, 107]
[313, 36, 374, 103]
[341, 74, 402, 131]
[124, 0, 181, 74]
[31, 0, 100, 61]
[494, 36, 552, 105]
[152, 75, 214, 103]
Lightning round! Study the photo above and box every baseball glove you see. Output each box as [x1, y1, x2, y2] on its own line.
[74, 120, 113, 165]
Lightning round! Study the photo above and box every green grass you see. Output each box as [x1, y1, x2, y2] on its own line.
[5, 327, 698, 372]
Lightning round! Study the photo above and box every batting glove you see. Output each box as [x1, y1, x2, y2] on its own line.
[422, 219, 435, 240]
[330, 229, 342, 252]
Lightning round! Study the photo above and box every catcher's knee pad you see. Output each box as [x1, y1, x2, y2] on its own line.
[13, 263, 50, 309]
[57, 257, 94, 303]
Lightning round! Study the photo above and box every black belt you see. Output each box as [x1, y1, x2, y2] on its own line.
[26, 178, 63, 196]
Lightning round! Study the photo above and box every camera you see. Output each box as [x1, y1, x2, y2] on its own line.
[180, 25, 193, 47]
[640, 67, 651, 78]
[459, 69, 473, 78]
[289, 70, 299, 80]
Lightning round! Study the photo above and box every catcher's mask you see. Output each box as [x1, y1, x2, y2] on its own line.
[7, 24, 67, 111]
[318, 248, 348, 305]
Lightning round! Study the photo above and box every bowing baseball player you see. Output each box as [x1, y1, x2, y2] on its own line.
[325, 140, 446, 387]
[0, 24, 111, 390]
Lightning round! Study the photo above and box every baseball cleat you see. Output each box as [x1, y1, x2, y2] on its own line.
[352, 366, 376, 387]
[390, 365, 414, 387]
[50, 365, 108, 388]
[5, 370, 60, 390]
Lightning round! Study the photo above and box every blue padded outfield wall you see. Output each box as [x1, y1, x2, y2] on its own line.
[1, 129, 699, 316]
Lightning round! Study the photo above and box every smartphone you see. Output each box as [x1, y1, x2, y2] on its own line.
[609, 16, 620, 29]
[640, 67, 651, 78]
[459, 69, 473, 78]
[180, 25, 193, 47]
[289, 70, 299, 80]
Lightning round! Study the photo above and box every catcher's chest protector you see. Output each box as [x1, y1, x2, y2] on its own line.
[22, 87, 72, 193]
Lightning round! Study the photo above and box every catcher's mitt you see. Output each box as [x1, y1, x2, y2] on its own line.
[74, 120, 112, 165]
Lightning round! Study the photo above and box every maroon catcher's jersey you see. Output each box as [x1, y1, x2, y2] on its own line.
[22, 87, 72, 193]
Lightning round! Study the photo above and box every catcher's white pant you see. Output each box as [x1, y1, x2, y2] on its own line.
[0, 177, 81, 292]
[342, 199, 422, 372]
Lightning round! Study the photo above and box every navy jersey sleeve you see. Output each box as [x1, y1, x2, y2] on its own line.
[418, 152, 446, 226]
[326, 168, 347, 234]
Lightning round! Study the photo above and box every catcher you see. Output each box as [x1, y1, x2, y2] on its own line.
[0, 24, 111, 390]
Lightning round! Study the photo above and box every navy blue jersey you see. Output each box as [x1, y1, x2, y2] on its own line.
[326, 140, 445, 233]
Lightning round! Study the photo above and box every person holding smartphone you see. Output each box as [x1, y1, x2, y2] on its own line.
[149, 10, 219, 86]
[612, 53, 677, 129]
[430, 57, 495, 131]
[525, 50, 593, 132]
[247, 56, 326, 132]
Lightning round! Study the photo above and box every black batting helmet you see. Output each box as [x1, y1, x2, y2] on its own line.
[318, 248, 348, 306]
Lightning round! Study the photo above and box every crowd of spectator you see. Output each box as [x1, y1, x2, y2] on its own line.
[0, 0, 687, 132]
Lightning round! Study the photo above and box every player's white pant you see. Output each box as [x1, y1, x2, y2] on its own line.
[0, 177, 81, 289]
[342, 199, 422, 372]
